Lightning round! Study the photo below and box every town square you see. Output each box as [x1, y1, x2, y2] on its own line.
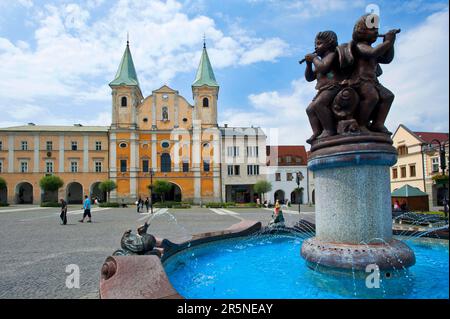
[0, 0, 448, 302]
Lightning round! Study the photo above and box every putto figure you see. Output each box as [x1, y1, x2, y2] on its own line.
[304, 31, 344, 144]
[301, 14, 400, 144]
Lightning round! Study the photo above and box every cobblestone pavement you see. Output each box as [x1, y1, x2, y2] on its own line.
[0, 205, 314, 299]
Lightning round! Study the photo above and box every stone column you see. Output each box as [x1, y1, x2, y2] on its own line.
[301, 141, 415, 271]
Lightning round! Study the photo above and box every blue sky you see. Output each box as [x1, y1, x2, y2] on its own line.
[0, 0, 448, 146]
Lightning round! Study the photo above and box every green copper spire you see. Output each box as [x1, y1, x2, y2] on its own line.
[109, 41, 140, 87]
[192, 43, 219, 87]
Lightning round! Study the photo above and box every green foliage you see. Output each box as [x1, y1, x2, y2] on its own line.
[99, 202, 120, 208]
[154, 201, 190, 208]
[432, 174, 448, 183]
[150, 180, 173, 202]
[205, 202, 224, 208]
[0, 203, 9, 207]
[99, 180, 117, 202]
[0, 177, 6, 190]
[253, 180, 272, 202]
[39, 175, 64, 192]
[40, 201, 61, 207]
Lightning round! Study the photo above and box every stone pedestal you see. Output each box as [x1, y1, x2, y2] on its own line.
[301, 136, 415, 271]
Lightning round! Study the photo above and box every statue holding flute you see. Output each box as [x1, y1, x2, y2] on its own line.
[300, 13, 401, 144]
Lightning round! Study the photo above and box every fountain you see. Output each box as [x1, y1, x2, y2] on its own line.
[99, 14, 448, 299]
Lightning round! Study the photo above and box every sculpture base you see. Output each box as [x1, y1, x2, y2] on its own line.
[301, 238, 416, 272]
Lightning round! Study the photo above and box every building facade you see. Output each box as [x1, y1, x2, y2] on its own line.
[265, 146, 308, 205]
[391, 124, 449, 208]
[0, 41, 268, 205]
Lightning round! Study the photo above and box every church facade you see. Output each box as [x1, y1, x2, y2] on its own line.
[0, 42, 267, 204]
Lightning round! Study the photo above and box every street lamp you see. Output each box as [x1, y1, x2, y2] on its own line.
[428, 139, 448, 218]
[149, 168, 155, 215]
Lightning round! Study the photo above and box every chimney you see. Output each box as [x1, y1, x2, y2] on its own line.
[224, 124, 228, 128]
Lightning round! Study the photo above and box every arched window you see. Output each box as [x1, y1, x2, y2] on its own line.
[121, 97, 127, 107]
[202, 97, 209, 107]
[161, 153, 171, 172]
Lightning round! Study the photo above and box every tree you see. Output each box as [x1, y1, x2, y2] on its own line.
[253, 180, 272, 203]
[99, 180, 117, 202]
[150, 180, 173, 202]
[39, 175, 64, 202]
[0, 177, 6, 190]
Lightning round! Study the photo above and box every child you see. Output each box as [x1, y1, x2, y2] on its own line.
[349, 14, 398, 134]
[304, 31, 344, 143]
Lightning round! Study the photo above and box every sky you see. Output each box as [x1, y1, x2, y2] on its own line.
[0, 0, 448, 148]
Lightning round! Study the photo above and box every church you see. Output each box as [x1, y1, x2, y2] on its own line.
[0, 41, 267, 204]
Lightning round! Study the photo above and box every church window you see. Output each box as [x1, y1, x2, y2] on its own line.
[202, 97, 209, 107]
[119, 142, 127, 148]
[161, 141, 170, 148]
[121, 97, 127, 107]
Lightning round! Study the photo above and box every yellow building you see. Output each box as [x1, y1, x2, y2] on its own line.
[108, 41, 221, 203]
[391, 124, 449, 208]
[0, 42, 224, 204]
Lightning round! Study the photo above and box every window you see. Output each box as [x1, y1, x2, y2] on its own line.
[0, 141, 2, 150]
[397, 145, 408, 156]
[227, 146, 239, 157]
[95, 141, 102, 151]
[234, 165, 240, 175]
[121, 96, 127, 107]
[142, 160, 149, 172]
[162, 107, 169, 121]
[227, 165, 233, 176]
[161, 153, 171, 172]
[246, 146, 259, 157]
[409, 164, 416, 177]
[95, 161, 102, 173]
[247, 165, 260, 176]
[21, 141, 28, 150]
[183, 161, 189, 172]
[400, 166, 407, 178]
[46, 162, 53, 173]
[0, 161, 2, 173]
[286, 156, 292, 163]
[119, 142, 127, 148]
[21, 161, 28, 173]
[71, 141, 78, 151]
[71, 161, 78, 173]
[295, 157, 302, 164]
[287, 172, 293, 181]
[275, 173, 281, 181]
[203, 160, 210, 172]
[431, 157, 439, 173]
[120, 160, 127, 173]
[202, 97, 209, 107]
[228, 165, 240, 176]
[46, 141, 53, 151]
[392, 168, 398, 179]
[161, 141, 170, 148]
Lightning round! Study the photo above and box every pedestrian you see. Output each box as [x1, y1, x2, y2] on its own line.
[60, 198, 67, 225]
[79, 195, 92, 223]
[393, 200, 400, 212]
[136, 197, 143, 213]
[145, 197, 150, 213]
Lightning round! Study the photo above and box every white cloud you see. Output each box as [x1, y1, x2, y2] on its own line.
[0, 0, 289, 127]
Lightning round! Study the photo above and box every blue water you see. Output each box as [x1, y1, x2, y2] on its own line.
[163, 234, 449, 299]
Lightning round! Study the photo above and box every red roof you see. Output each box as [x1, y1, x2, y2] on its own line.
[413, 131, 449, 144]
[266, 145, 307, 166]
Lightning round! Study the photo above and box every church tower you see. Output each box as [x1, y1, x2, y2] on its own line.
[192, 42, 219, 128]
[109, 40, 143, 129]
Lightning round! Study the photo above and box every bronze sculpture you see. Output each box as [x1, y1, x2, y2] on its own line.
[113, 222, 161, 256]
[302, 14, 401, 144]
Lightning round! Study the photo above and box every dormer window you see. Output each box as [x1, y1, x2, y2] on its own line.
[202, 97, 209, 107]
[121, 96, 127, 107]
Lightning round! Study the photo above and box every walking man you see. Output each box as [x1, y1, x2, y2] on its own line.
[79, 195, 92, 223]
[145, 197, 150, 213]
[60, 198, 67, 225]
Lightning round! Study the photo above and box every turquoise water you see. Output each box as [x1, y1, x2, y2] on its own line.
[163, 234, 449, 299]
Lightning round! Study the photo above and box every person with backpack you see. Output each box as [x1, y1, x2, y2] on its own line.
[79, 195, 92, 223]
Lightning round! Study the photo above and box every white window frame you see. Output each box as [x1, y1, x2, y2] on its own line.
[95, 141, 102, 151]
[95, 161, 102, 173]
[0, 160, 3, 173]
[20, 161, 28, 173]
[71, 161, 78, 173]
[46, 161, 53, 173]
[431, 157, 439, 173]
[71, 141, 78, 151]
[0, 141, 3, 150]
[46, 141, 53, 151]
[21, 141, 28, 151]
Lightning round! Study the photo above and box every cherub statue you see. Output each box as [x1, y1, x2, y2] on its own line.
[304, 31, 345, 143]
[348, 14, 399, 134]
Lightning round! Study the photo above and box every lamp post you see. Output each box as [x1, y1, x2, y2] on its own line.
[296, 171, 304, 214]
[149, 168, 155, 215]
[429, 139, 448, 218]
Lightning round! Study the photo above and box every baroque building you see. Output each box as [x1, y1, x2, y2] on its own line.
[0, 41, 267, 205]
